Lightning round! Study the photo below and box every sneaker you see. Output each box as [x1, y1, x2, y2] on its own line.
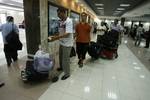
[7, 63, 11, 67]
[0, 82, 5, 88]
[78, 60, 83, 68]
[61, 74, 70, 80]
[57, 68, 63, 71]
[78, 59, 81, 65]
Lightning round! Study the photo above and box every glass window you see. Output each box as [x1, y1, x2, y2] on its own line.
[48, 5, 59, 36]
[70, 12, 80, 33]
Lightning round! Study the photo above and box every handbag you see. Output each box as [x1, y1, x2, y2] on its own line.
[70, 47, 76, 57]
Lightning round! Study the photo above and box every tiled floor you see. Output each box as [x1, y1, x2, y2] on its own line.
[39, 39, 150, 100]
[0, 32, 150, 100]
[125, 37, 150, 70]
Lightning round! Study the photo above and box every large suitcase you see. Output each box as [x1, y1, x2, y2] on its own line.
[88, 41, 101, 59]
[100, 48, 118, 59]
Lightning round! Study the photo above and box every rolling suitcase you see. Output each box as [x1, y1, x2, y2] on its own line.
[88, 41, 101, 59]
[100, 48, 118, 59]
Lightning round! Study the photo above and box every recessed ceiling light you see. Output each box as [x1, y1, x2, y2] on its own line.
[95, 3, 104, 6]
[120, 4, 130, 7]
[117, 8, 125, 10]
[80, 4, 84, 6]
[6, 3, 16, 6]
[97, 7, 104, 10]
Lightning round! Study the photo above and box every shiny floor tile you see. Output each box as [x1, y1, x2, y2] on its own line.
[1, 33, 150, 100]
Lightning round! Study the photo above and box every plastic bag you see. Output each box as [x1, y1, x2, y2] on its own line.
[34, 50, 54, 74]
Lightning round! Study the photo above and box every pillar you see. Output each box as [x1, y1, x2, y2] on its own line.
[121, 17, 125, 27]
[23, 0, 41, 58]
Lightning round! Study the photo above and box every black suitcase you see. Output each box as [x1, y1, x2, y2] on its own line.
[97, 30, 119, 48]
[88, 41, 101, 59]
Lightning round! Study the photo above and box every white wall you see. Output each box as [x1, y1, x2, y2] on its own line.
[0, 10, 24, 25]
[0, 13, 6, 24]
[124, 21, 132, 27]
[7, 11, 24, 25]
[142, 22, 150, 31]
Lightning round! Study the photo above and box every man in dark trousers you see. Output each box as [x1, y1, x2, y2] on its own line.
[144, 28, 150, 48]
[75, 12, 91, 67]
[0, 16, 19, 66]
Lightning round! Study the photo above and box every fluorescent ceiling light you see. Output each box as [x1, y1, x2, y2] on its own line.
[74, 0, 79, 3]
[80, 4, 84, 6]
[0, 5, 23, 11]
[97, 7, 104, 10]
[117, 8, 125, 10]
[120, 4, 130, 7]
[6, 3, 16, 6]
[95, 3, 104, 6]
[10, 0, 23, 3]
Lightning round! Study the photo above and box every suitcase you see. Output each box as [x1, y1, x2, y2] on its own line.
[100, 49, 118, 59]
[88, 41, 101, 59]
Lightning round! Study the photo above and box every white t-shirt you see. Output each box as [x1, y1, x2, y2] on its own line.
[110, 23, 123, 33]
[136, 26, 143, 36]
[97, 25, 106, 35]
[59, 17, 73, 47]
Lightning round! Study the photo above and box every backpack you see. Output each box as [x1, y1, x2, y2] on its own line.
[6, 24, 22, 50]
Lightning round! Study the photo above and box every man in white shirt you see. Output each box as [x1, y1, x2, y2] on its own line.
[97, 21, 107, 35]
[135, 24, 144, 46]
[48, 7, 73, 80]
[110, 19, 124, 44]
[110, 19, 123, 33]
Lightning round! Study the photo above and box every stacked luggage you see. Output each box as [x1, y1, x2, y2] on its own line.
[21, 50, 54, 82]
[88, 30, 119, 59]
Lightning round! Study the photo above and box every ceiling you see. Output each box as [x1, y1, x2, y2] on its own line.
[84, 0, 148, 17]
[0, 0, 23, 7]
[0, 0, 23, 12]
[0, 0, 23, 8]
[122, 1, 150, 17]
[0, 0, 150, 21]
